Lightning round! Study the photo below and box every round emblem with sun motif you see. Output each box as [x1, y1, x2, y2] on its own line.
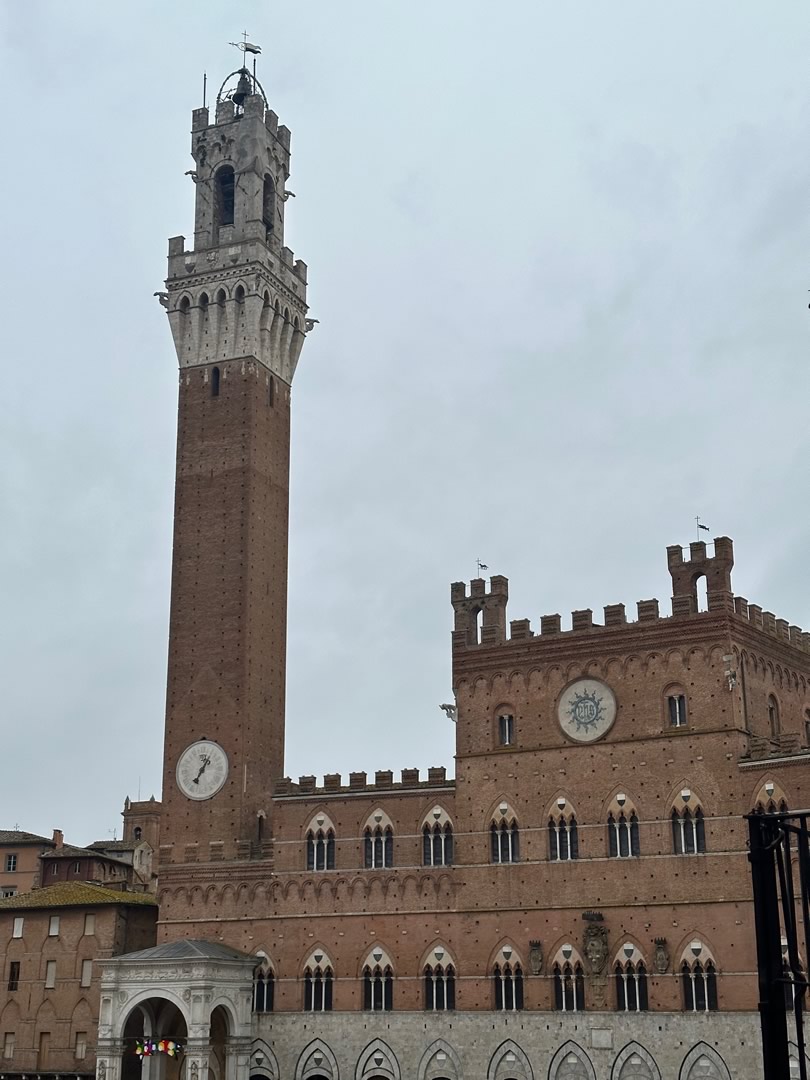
[557, 678, 617, 743]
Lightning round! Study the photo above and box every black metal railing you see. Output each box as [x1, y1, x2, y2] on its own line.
[747, 809, 810, 1080]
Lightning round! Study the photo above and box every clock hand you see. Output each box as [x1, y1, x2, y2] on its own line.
[192, 756, 212, 784]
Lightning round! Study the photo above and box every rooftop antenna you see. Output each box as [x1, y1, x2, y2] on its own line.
[476, 558, 489, 577]
[695, 516, 710, 541]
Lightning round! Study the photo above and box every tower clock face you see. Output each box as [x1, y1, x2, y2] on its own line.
[557, 678, 617, 743]
[176, 740, 229, 800]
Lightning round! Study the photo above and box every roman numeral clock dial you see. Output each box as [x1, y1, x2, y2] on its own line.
[176, 740, 229, 800]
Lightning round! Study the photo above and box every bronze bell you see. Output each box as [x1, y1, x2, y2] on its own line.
[232, 69, 252, 108]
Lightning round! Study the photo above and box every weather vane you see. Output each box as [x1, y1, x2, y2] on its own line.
[695, 516, 710, 541]
[476, 558, 489, 577]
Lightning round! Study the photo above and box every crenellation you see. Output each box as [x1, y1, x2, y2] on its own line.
[298, 775, 317, 793]
[571, 608, 594, 631]
[265, 109, 278, 134]
[510, 617, 533, 639]
[637, 598, 659, 621]
[734, 595, 749, 618]
[216, 99, 235, 124]
[192, 106, 209, 131]
[762, 611, 776, 635]
[401, 768, 419, 787]
[375, 769, 393, 787]
[748, 603, 763, 629]
[541, 613, 562, 634]
[277, 123, 291, 149]
[603, 603, 626, 626]
[349, 771, 367, 789]
[323, 773, 342, 792]
[776, 618, 790, 642]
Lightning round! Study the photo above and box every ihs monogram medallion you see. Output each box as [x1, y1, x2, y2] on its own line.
[557, 678, 617, 743]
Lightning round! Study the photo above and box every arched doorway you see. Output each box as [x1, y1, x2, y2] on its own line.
[121, 999, 187, 1080]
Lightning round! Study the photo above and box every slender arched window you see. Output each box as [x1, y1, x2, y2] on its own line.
[133, 827, 142, 841]
[668, 692, 688, 727]
[262, 174, 275, 232]
[553, 962, 585, 1012]
[424, 963, 455, 1010]
[363, 964, 393, 1011]
[211, 366, 220, 398]
[615, 960, 648, 1011]
[608, 811, 640, 858]
[548, 813, 578, 860]
[215, 166, 235, 227]
[681, 959, 718, 1012]
[672, 806, 706, 854]
[252, 965, 274, 1013]
[423, 822, 453, 866]
[768, 695, 781, 737]
[490, 819, 519, 863]
[303, 965, 333, 1011]
[497, 713, 515, 746]
[306, 829, 335, 871]
[493, 962, 523, 1011]
[364, 825, 393, 869]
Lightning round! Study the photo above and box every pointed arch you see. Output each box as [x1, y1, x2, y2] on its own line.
[422, 805, 454, 867]
[421, 942, 456, 1012]
[295, 1038, 337, 1080]
[487, 1039, 533, 1080]
[548, 794, 578, 861]
[678, 1044, 731, 1080]
[548, 1042, 596, 1080]
[363, 809, 394, 869]
[489, 798, 519, 864]
[550, 943, 586, 1012]
[355, 1038, 400, 1080]
[417, 1038, 462, 1080]
[612, 1042, 661, 1080]
[490, 943, 524, 1012]
[305, 811, 336, 872]
[361, 944, 394, 1012]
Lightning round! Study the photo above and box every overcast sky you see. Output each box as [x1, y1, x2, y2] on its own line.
[1, 3, 808, 845]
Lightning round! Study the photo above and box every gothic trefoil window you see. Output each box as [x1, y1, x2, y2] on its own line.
[362, 948, 394, 1012]
[614, 946, 648, 1011]
[671, 795, 706, 854]
[681, 958, 718, 1011]
[424, 947, 455, 1011]
[252, 958, 274, 1013]
[490, 804, 519, 863]
[303, 952, 333, 1012]
[548, 799, 578, 861]
[306, 814, 336, 871]
[363, 809, 394, 869]
[608, 796, 640, 858]
[422, 808, 453, 866]
[553, 961, 585, 1011]
[493, 959, 524, 1011]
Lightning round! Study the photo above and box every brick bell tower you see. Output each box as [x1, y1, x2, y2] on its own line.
[159, 59, 310, 875]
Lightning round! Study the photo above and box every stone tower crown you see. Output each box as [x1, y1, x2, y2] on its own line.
[162, 68, 310, 382]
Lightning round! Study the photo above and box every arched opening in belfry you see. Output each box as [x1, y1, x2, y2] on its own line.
[695, 573, 708, 613]
[262, 174, 275, 232]
[120, 999, 187, 1080]
[215, 166, 235, 228]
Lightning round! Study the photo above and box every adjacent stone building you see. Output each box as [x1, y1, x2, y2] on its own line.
[10, 51, 810, 1080]
[0, 883, 157, 1079]
[0, 832, 55, 897]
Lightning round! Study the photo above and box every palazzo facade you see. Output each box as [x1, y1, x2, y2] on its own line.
[89, 57, 810, 1080]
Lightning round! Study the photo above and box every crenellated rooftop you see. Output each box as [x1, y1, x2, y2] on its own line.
[273, 767, 453, 800]
[451, 537, 810, 657]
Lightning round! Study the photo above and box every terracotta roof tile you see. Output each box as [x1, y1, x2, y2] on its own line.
[0, 830, 54, 846]
[0, 882, 157, 910]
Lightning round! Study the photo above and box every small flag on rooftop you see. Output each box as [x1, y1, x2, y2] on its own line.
[230, 32, 261, 55]
[696, 516, 710, 537]
[477, 558, 489, 575]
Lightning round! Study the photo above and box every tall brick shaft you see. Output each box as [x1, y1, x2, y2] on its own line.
[159, 86, 309, 872]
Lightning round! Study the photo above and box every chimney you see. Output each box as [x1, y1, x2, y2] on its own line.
[52, 829, 64, 849]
